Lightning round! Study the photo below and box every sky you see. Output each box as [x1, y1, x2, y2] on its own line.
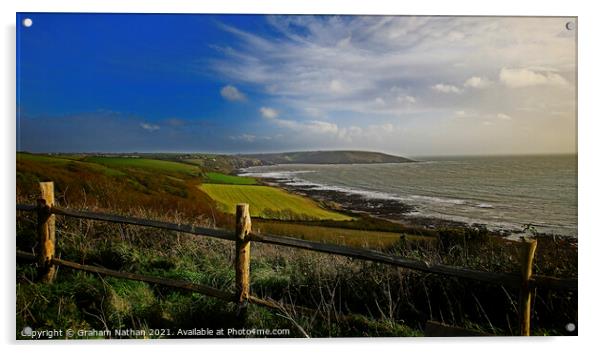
[16, 14, 577, 157]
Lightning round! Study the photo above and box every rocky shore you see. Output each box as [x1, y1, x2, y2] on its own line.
[258, 177, 500, 234]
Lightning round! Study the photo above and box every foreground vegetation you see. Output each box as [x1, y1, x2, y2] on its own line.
[16, 203, 577, 338]
[15, 152, 578, 338]
[254, 220, 435, 248]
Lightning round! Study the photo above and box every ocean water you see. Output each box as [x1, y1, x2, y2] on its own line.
[240, 155, 578, 237]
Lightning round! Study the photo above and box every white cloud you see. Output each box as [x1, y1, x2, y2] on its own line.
[338, 123, 397, 142]
[140, 123, 160, 132]
[432, 83, 462, 94]
[499, 68, 569, 88]
[306, 120, 339, 134]
[260, 106, 338, 135]
[271, 118, 298, 130]
[230, 134, 273, 143]
[379, 123, 394, 133]
[260, 107, 399, 144]
[497, 113, 512, 120]
[259, 107, 279, 119]
[220, 85, 247, 101]
[337, 126, 363, 142]
[397, 95, 416, 104]
[211, 17, 574, 115]
[464, 76, 492, 89]
[265, 116, 338, 135]
[230, 134, 256, 142]
[329, 79, 346, 94]
[207, 16, 576, 155]
[304, 107, 324, 118]
[447, 31, 465, 41]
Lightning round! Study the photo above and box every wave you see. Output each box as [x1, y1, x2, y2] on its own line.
[407, 194, 467, 205]
[477, 203, 494, 209]
[307, 184, 410, 201]
[240, 168, 477, 207]
[238, 170, 315, 179]
[237, 160, 576, 237]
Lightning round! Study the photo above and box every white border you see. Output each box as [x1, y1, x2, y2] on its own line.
[2, 1, 600, 352]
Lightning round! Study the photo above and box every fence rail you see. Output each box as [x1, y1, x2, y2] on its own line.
[18, 203, 236, 241]
[16, 182, 577, 336]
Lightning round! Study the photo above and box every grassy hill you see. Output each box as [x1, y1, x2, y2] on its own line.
[16, 152, 226, 226]
[199, 184, 352, 221]
[178, 154, 264, 173]
[241, 150, 414, 165]
[83, 156, 201, 176]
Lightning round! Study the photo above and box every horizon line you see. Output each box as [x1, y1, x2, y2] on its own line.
[16, 149, 578, 158]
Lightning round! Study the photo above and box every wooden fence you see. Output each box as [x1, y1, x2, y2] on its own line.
[16, 182, 577, 336]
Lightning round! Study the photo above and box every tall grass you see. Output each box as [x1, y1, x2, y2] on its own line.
[16, 198, 577, 338]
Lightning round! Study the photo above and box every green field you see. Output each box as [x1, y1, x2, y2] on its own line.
[203, 172, 257, 185]
[199, 184, 352, 221]
[17, 153, 74, 165]
[84, 157, 200, 175]
[17, 153, 126, 177]
[254, 220, 435, 249]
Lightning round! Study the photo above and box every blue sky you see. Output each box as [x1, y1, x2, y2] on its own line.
[17, 14, 576, 156]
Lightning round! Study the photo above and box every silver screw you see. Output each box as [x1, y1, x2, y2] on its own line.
[566, 21, 575, 31]
[21, 326, 33, 336]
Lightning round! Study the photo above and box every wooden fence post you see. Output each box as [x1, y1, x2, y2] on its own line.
[519, 239, 537, 336]
[235, 203, 252, 318]
[37, 181, 56, 283]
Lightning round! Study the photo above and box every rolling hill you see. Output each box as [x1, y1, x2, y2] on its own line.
[240, 150, 414, 165]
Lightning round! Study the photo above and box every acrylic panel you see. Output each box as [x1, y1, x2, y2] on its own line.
[16, 13, 577, 339]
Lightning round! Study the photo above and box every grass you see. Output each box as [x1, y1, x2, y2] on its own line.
[84, 157, 200, 175]
[16, 212, 424, 338]
[203, 172, 257, 185]
[17, 153, 126, 177]
[181, 155, 248, 174]
[16, 153, 232, 228]
[17, 153, 73, 165]
[199, 184, 352, 221]
[254, 220, 436, 249]
[15, 206, 577, 338]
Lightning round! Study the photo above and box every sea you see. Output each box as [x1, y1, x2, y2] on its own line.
[239, 155, 578, 237]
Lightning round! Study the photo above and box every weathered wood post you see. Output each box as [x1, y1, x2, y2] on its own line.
[519, 239, 537, 336]
[37, 181, 56, 283]
[235, 203, 252, 319]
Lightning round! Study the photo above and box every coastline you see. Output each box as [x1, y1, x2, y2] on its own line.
[243, 170, 577, 241]
[256, 176, 516, 236]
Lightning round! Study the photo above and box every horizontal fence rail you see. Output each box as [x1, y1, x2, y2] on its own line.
[17, 202, 577, 291]
[252, 232, 522, 288]
[18, 204, 236, 242]
[15, 249, 337, 331]
[15, 181, 577, 336]
[16, 250, 235, 302]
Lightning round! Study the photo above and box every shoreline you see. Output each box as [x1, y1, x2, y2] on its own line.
[257, 177, 513, 235]
[252, 175, 576, 241]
